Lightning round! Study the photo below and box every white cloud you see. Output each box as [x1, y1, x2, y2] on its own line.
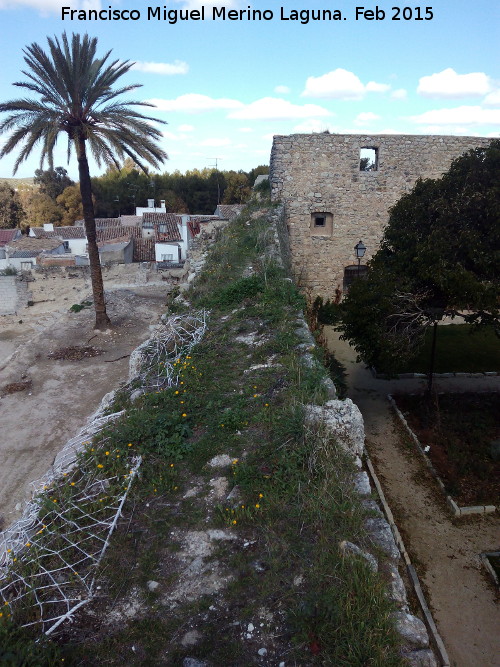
[417, 68, 492, 98]
[132, 60, 189, 75]
[410, 105, 500, 126]
[365, 82, 390, 93]
[200, 137, 232, 147]
[293, 119, 336, 133]
[302, 68, 389, 100]
[147, 93, 244, 113]
[274, 85, 291, 94]
[391, 88, 408, 100]
[178, 124, 194, 132]
[163, 131, 183, 141]
[483, 90, 500, 107]
[416, 125, 480, 136]
[228, 97, 331, 120]
[238, 127, 254, 133]
[354, 112, 380, 126]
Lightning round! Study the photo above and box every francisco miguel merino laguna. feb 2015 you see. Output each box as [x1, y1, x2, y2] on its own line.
[61, 6, 347, 23]
[63, 5, 430, 24]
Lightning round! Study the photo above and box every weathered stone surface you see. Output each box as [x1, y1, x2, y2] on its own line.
[402, 649, 438, 667]
[361, 499, 383, 516]
[365, 518, 400, 560]
[339, 540, 378, 572]
[354, 471, 371, 496]
[183, 658, 208, 667]
[392, 611, 429, 648]
[305, 399, 364, 458]
[207, 454, 233, 468]
[270, 133, 491, 296]
[181, 630, 202, 647]
[385, 562, 408, 607]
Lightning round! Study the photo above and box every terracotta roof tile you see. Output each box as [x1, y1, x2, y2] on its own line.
[31, 226, 86, 239]
[133, 238, 155, 262]
[96, 227, 142, 243]
[215, 204, 244, 220]
[75, 217, 121, 228]
[7, 237, 65, 252]
[0, 229, 21, 246]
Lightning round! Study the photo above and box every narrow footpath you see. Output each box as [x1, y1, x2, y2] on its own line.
[323, 327, 500, 667]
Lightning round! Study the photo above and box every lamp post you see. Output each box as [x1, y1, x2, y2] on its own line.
[354, 240, 366, 278]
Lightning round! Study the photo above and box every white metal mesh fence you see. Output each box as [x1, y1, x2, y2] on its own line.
[0, 309, 209, 634]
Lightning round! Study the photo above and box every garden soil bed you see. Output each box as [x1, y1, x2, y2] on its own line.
[394, 393, 500, 506]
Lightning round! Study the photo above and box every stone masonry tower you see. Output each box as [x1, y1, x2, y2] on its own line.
[270, 133, 491, 299]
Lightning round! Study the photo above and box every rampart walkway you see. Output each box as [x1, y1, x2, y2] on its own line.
[324, 327, 499, 667]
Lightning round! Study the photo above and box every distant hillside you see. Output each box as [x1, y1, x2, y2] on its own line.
[0, 176, 35, 187]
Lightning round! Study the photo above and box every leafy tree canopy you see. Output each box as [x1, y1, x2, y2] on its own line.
[0, 182, 25, 229]
[338, 140, 500, 373]
[34, 166, 74, 201]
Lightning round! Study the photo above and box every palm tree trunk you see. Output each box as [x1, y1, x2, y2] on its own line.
[76, 135, 111, 330]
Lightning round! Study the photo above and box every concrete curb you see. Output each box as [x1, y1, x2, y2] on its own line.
[387, 394, 498, 517]
[480, 552, 500, 587]
[365, 455, 450, 667]
[371, 367, 499, 380]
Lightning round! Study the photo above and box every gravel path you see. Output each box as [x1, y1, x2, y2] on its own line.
[324, 327, 500, 667]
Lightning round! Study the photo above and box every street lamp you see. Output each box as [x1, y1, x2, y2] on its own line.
[354, 240, 366, 278]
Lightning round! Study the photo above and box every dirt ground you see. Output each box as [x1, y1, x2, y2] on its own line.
[324, 327, 500, 667]
[0, 276, 172, 529]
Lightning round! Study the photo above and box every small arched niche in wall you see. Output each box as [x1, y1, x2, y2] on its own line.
[360, 147, 378, 171]
[310, 211, 333, 236]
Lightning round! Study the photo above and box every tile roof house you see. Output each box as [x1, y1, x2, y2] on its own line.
[96, 226, 142, 243]
[4, 236, 66, 268]
[0, 228, 22, 258]
[215, 204, 244, 220]
[75, 217, 121, 228]
[30, 226, 86, 240]
[142, 212, 182, 227]
[7, 237, 66, 254]
[133, 238, 156, 262]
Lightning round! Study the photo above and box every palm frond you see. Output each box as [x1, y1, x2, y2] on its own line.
[0, 31, 167, 174]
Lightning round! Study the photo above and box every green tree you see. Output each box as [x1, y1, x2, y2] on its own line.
[34, 166, 74, 200]
[222, 170, 251, 204]
[0, 182, 24, 228]
[0, 32, 167, 328]
[18, 189, 62, 227]
[56, 184, 84, 225]
[338, 140, 500, 374]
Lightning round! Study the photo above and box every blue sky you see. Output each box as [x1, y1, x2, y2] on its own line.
[0, 0, 499, 179]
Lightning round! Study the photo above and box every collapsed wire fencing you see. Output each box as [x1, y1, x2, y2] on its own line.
[0, 309, 209, 635]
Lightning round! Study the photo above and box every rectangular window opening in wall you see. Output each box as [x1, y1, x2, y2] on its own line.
[310, 212, 333, 236]
[360, 147, 378, 171]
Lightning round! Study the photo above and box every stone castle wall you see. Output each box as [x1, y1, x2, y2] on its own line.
[270, 133, 491, 298]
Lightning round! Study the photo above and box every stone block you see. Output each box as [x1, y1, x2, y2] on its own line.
[354, 471, 371, 496]
[339, 540, 377, 572]
[305, 399, 364, 458]
[392, 611, 429, 648]
[365, 518, 400, 560]
[402, 649, 438, 667]
[459, 506, 484, 515]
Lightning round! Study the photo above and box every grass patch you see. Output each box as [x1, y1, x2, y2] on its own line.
[398, 324, 500, 374]
[2, 199, 405, 665]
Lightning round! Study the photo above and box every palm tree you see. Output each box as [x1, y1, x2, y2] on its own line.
[0, 33, 167, 329]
